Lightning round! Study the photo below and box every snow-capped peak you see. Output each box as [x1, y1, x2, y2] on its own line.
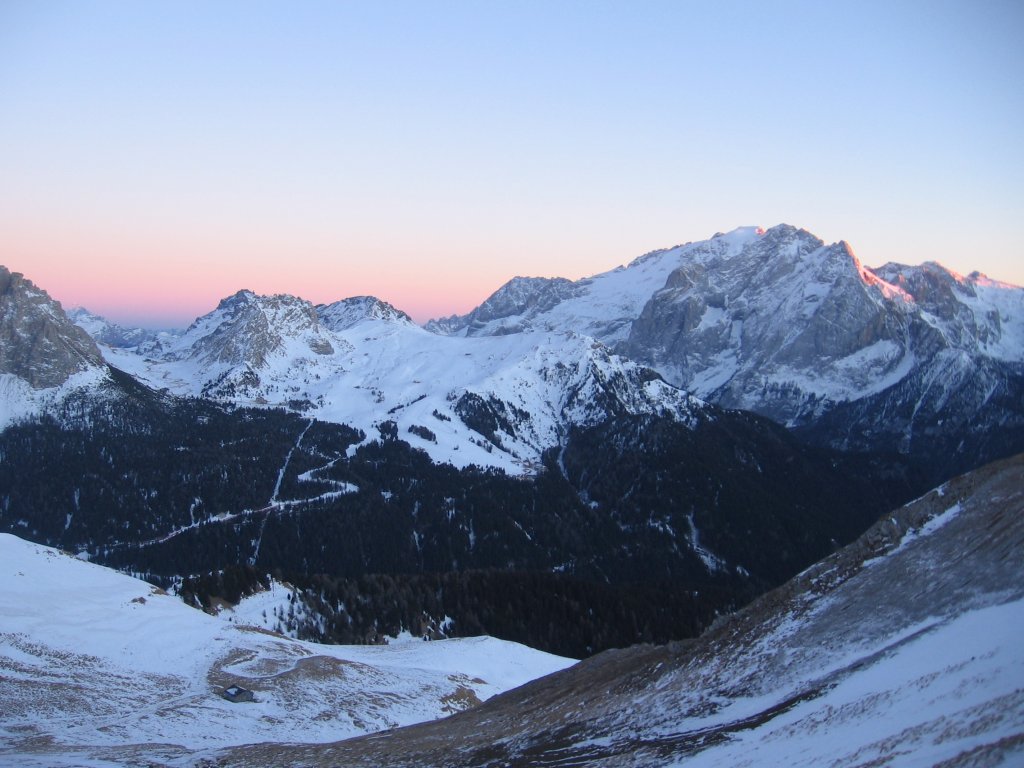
[417, 225, 1022, 473]
[160, 290, 334, 365]
[316, 296, 414, 331]
[100, 289, 707, 474]
[68, 307, 167, 349]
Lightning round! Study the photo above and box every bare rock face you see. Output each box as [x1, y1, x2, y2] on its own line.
[186, 290, 335, 367]
[624, 227, 922, 426]
[0, 266, 104, 388]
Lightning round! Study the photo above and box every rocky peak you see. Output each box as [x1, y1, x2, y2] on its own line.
[757, 222, 817, 248]
[316, 296, 413, 332]
[0, 266, 104, 388]
[170, 290, 334, 368]
[427, 276, 580, 336]
[216, 289, 258, 311]
[475, 276, 579, 320]
[866, 261, 1024, 357]
[626, 225, 901, 391]
[872, 261, 976, 314]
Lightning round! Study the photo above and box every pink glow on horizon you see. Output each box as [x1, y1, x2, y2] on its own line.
[1, 222, 511, 327]
[6, 249, 507, 330]
[2, 2, 1021, 334]
[7, 220, 1021, 330]
[30, 266, 494, 329]
[3, 219, 623, 328]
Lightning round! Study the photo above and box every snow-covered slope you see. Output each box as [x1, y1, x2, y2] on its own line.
[101, 291, 704, 474]
[428, 225, 1024, 473]
[68, 307, 170, 349]
[219, 453, 1024, 767]
[427, 231, 767, 345]
[0, 533, 574, 767]
[316, 295, 415, 330]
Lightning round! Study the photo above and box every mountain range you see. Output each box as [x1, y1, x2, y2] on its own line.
[3, 224, 1021, 483]
[430, 225, 1024, 480]
[1, 224, 1021, 607]
[0, 224, 1022, 763]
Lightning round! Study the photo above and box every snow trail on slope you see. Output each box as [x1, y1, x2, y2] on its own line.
[271, 419, 315, 503]
[252, 419, 314, 565]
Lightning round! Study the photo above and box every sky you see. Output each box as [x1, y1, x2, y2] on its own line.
[1, 1, 1022, 328]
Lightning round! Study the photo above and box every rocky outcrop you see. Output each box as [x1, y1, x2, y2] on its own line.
[179, 290, 335, 367]
[0, 266, 104, 388]
[427, 276, 580, 336]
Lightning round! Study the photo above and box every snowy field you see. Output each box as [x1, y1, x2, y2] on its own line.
[0, 533, 574, 767]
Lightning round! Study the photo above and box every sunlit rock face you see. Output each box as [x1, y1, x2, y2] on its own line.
[621, 227, 1024, 477]
[0, 266, 104, 388]
[624, 226, 910, 420]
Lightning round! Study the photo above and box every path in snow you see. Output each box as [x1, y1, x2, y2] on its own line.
[251, 419, 315, 566]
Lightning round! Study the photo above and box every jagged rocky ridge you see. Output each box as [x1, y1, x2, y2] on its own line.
[96, 287, 707, 474]
[0, 229, 1014, 656]
[429, 225, 1024, 480]
[216, 453, 1024, 768]
[53, 224, 1024, 480]
[427, 276, 582, 336]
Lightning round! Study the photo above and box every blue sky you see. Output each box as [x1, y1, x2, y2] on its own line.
[1, 1, 1021, 326]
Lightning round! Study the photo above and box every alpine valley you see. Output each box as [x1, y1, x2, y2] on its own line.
[1, 223, 1022, 766]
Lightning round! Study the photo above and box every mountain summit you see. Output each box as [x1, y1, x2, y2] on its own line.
[97, 287, 706, 473]
[430, 225, 1024, 478]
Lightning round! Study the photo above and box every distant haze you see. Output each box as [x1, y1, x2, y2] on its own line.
[2, 1, 1021, 328]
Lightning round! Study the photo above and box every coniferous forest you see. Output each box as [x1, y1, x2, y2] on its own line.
[0, 371, 922, 656]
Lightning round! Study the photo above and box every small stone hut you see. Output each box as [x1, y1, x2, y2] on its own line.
[220, 685, 255, 703]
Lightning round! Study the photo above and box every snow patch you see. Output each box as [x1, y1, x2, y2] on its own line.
[0, 533, 576, 760]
